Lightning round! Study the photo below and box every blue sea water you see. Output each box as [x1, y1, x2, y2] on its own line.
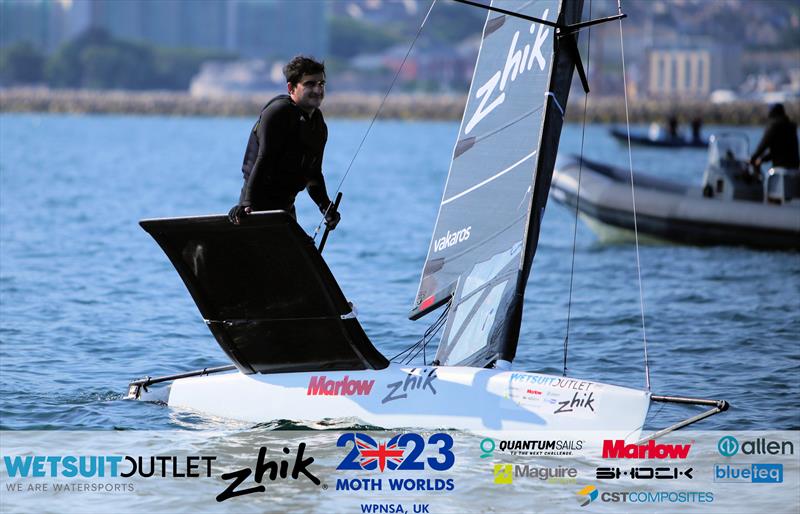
[0, 113, 798, 431]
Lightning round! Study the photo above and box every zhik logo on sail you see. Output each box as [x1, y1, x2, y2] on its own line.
[464, 9, 551, 134]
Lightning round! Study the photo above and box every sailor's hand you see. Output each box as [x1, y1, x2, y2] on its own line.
[321, 202, 341, 230]
[228, 204, 250, 225]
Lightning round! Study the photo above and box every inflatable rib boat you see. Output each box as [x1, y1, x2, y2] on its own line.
[552, 134, 800, 250]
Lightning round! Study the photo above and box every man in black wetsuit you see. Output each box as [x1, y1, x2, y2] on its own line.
[228, 56, 341, 229]
[750, 103, 800, 170]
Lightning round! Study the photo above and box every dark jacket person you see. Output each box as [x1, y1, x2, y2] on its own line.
[751, 104, 800, 170]
[229, 56, 340, 229]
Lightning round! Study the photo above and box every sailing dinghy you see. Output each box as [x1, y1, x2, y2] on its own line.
[128, 0, 727, 437]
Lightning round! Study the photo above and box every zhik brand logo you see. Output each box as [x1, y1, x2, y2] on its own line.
[307, 375, 375, 396]
[464, 9, 552, 134]
[717, 435, 795, 457]
[382, 368, 437, 404]
[216, 443, 320, 502]
[714, 463, 783, 483]
[335, 433, 455, 492]
[432, 227, 471, 253]
[577, 485, 598, 507]
[602, 440, 692, 459]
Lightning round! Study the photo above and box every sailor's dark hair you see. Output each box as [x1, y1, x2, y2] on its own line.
[283, 56, 325, 85]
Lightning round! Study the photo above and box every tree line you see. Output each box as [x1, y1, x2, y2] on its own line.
[0, 28, 235, 90]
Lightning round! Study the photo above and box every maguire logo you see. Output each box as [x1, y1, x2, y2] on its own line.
[494, 464, 513, 484]
[307, 375, 374, 396]
[717, 436, 795, 457]
[464, 9, 552, 134]
[335, 433, 455, 492]
[577, 485, 598, 507]
[432, 227, 471, 253]
[602, 440, 691, 459]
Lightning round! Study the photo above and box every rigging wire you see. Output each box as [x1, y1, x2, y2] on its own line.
[617, 0, 652, 391]
[313, 0, 439, 241]
[563, 0, 593, 378]
[389, 302, 450, 365]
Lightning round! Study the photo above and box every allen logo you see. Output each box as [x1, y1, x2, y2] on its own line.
[602, 440, 691, 459]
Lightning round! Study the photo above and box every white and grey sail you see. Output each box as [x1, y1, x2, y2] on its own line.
[411, 0, 584, 367]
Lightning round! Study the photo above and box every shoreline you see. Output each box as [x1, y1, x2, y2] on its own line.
[1, 87, 797, 125]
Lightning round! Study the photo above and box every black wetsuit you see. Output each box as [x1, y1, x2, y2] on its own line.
[239, 95, 331, 215]
[751, 114, 800, 169]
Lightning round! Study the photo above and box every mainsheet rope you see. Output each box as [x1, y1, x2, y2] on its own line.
[617, 0, 652, 391]
[563, 0, 593, 377]
[312, 0, 439, 242]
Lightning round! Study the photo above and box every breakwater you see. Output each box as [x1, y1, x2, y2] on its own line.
[1, 87, 797, 124]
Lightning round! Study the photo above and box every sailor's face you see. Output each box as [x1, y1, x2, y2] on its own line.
[289, 72, 325, 113]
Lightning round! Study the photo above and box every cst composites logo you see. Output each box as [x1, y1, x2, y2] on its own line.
[576, 487, 714, 506]
[717, 435, 795, 457]
[335, 433, 455, 492]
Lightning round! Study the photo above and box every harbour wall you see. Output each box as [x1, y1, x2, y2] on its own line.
[2, 88, 798, 125]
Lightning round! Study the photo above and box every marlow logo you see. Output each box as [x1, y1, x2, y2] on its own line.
[577, 485, 598, 507]
[602, 440, 691, 459]
[432, 227, 471, 253]
[464, 8, 552, 134]
[307, 375, 375, 396]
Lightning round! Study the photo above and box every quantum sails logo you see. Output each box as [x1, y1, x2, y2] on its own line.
[480, 437, 584, 457]
[335, 432, 455, 493]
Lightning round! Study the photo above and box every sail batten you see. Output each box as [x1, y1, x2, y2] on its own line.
[411, 0, 583, 368]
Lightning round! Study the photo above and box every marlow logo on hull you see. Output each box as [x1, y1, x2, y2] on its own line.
[464, 9, 551, 135]
[307, 376, 375, 396]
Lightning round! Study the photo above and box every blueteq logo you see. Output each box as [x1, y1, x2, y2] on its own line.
[714, 464, 783, 483]
[335, 433, 455, 492]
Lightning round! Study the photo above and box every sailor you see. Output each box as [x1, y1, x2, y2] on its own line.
[228, 55, 341, 229]
[750, 103, 800, 170]
[690, 117, 703, 143]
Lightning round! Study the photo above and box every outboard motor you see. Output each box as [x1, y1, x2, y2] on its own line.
[765, 167, 800, 205]
[702, 134, 762, 202]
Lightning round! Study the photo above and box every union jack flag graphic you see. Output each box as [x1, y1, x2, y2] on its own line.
[354, 434, 405, 472]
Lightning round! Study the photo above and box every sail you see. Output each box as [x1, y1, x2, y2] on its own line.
[410, 0, 584, 367]
[141, 212, 389, 374]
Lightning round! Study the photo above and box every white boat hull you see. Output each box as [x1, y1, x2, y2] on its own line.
[142, 365, 650, 435]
